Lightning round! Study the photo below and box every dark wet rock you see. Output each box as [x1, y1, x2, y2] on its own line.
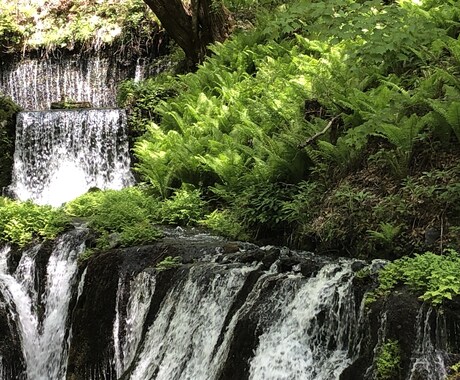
[341, 289, 421, 380]
[351, 260, 366, 272]
[66, 249, 123, 379]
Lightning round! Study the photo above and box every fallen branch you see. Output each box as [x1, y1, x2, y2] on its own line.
[298, 116, 339, 149]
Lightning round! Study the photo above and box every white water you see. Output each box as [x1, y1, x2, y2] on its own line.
[11, 109, 133, 206]
[129, 264, 256, 380]
[114, 271, 156, 377]
[0, 56, 150, 110]
[0, 230, 86, 380]
[248, 262, 356, 380]
[408, 306, 447, 380]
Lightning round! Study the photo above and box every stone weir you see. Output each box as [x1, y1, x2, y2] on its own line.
[0, 41, 168, 110]
[1, 228, 459, 380]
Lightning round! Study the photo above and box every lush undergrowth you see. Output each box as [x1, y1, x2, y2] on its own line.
[2, 0, 460, 287]
[0, 197, 68, 247]
[0, 186, 208, 251]
[369, 249, 460, 306]
[0, 0, 159, 53]
[121, 0, 460, 259]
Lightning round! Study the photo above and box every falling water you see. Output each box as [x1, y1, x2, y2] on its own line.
[113, 271, 157, 377]
[248, 262, 356, 380]
[408, 306, 447, 380]
[10, 109, 133, 206]
[0, 55, 153, 110]
[0, 229, 87, 380]
[120, 260, 358, 380]
[128, 264, 257, 380]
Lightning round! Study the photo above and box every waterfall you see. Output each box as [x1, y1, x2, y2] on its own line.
[10, 108, 133, 206]
[248, 262, 356, 380]
[117, 260, 357, 380]
[128, 264, 258, 380]
[408, 306, 448, 380]
[113, 271, 157, 377]
[0, 229, 87, 380]
[0, 54, 154, 110]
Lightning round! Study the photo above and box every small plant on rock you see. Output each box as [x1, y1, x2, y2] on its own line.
[155, 256, 182, 272]
[376, 339, 401, 380]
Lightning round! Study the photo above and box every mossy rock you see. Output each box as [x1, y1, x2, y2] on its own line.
[50, 101, 92, 109]
[0, 95, 21, 189]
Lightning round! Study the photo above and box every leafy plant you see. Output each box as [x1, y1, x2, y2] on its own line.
[376, 339, 401, 380]
[159, 187, 207, 226]
[65, 187, 162, 249]
[368, 223, 401, 245]
[200, 210, 249, 240]
[155, 256, 182, 271]
[372, 249, 460, 305]
[0, 198, 68, 247]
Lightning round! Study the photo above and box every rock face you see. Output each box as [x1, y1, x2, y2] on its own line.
[0, 95, 20, 190]
[1, 230, 460, 380]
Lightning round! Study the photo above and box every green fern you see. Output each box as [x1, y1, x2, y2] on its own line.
[368, 222, 401, 244]
[429, 100, 460, 142]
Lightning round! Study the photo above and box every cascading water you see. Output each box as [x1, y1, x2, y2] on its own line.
[110, 258, 358, 380]
[248, 262, 356, 380]
[0, 54, 159, 110]
[128, 263, 258, 380]
[408, 306, 448, 380]
[0, 229, 87, 380]
[113, 270, 157, 377]
[10, 108, 133, 206]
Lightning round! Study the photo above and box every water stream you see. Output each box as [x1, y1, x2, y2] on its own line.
[0, 229, 87, 379]
[0, 54, 158, 110]
[10, 108, 133, 206]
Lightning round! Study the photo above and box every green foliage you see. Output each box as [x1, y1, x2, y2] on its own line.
[0, 0, 158, 52]
[127, 0, 460, 255]
[200, 210, 249, 240]
[117, 74, 179, 136]
[448, 361, 460, 380]
[376, 339, 401, 380]
[155, 256, 182, 272]
[0, 8, 23, 52]
[368, 223, 401, 245]
[159, 187, 207, 226]
[373, 249, 460, 305]
[65, 187, 162, 249]
[0, 197, 68, 247]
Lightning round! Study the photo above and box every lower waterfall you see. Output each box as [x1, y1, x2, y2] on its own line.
[0, 237, 453, 380]
[408, 306, 448, 380]
[248, 263, 356, 380]
[10, 109, 133, 206]
[0, 229, 87, 380]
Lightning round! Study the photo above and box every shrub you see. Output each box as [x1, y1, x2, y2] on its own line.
[200, 210, 249, 240]
[372, 249, 460, 305]
[65, 187, 162, 249]
[376, 339, 401, 380]
[159, 187, 207, 226]
[0, 198, 68, 247]
[155, 256, 182, 271]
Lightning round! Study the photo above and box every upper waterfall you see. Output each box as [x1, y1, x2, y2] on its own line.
[0, 52, 161, 110]
[10, 108, 133, 206]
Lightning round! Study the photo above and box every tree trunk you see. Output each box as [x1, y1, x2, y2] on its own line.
[143, 0, 232, 68]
